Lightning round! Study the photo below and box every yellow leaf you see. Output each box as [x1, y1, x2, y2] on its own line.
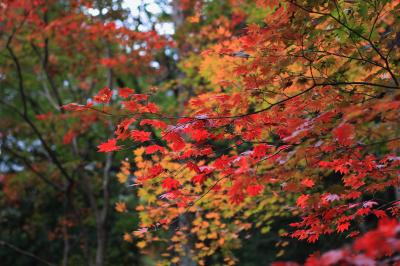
[137, 161, 146, 169]
[276, 249, 285, 257]
[171, 235, 180, 242]
[187, 15, 200, 23]
[195, 242, 204, 249]
[207, 232, 218, 239]
[201, 221, 209, 228]
[205, 212, 219, 219]
[137, 241, 146, 248]
[116, 172, 128, 183]
[171, 257, 180, 263]
[134, 147, 145, 156]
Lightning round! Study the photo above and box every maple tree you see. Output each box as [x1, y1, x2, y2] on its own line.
[2, 0, 400, 265]
[62, 0, 400, 265]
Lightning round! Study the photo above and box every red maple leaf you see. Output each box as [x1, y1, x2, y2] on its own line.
[94, 87, 112, 103]
[297, 194, 310, 208]
[118, 87, 135, 98]
[140, 119, 167, 129]
[252, 144, 270, 159]
[246, 184, 264, 196]
[131, 94, 148, 101]
[145, 145, 165, 154]
[334, 164, 350, 175]
[373, 210, 387, 218]
[63, 129, 76, 145]
[213, 155, 233, 170]
[333, 123, 355, 146]
[143, 103, 159, 113]
[163, 132, 185, 151]
[337, 222, 350, 233]
[148, 164, 164, 179]
[122, 100, 139, 112]
[115, 118, 136, 140]
[186, 161, 201, 174]
[35, 112, 52, 120]
[186, 128, 209, 142]
[130, 130, 151, 142]
[301, 178, 315, 188]
[97, 139, 121, 152]
[356, 208, 371, 216]
[192, 174, 207, 185]
[162, 177, 180, 191]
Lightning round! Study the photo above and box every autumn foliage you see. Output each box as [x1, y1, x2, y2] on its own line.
[61, 0, 400, 264]
[2, 0, 400, 265]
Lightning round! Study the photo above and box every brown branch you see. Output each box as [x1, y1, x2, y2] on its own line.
[304, 49, 384, 68]
[31, 43, 64, 111]
[6, 37, 27, 116]
[82, 79, 398, 125]
[0, 99, 73, 183]
[0, 240, 56, 266]
[368, 2, 385, 40]
[316, 81, 398, 89]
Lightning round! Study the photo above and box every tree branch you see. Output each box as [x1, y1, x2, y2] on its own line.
[0, 99, 73, 183]
[0, 240, 56, 266]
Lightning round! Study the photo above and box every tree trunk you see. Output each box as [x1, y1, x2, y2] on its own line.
[95, 221, 106, 266]
[179, 214, 196, 266]
[95, 152, 112, 266]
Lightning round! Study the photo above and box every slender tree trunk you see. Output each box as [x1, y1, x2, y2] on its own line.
[95, 222, 106, 266]
[179, 214, 196, 266]
[62, 221, 70, 266]
[95, 151, 112, 266]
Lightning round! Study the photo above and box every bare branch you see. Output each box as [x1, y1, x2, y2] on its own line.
[0, 240, 56, 266]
